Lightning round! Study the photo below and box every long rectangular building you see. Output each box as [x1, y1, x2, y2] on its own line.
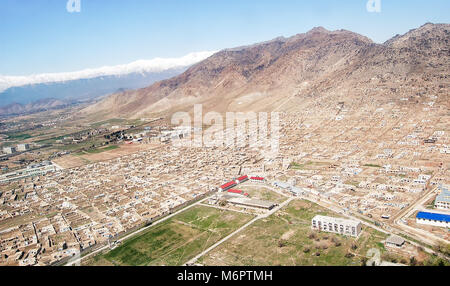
[250, 176, 265, 182]
[236, 175, 249, 184]
[0, 163, 57, 183]
[220, 181, 237, 192]
[435, 188, 450, 210]
[311, 215, 362, 237]
[416, 211, 450, 228]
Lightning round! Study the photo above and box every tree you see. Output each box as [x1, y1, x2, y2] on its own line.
[278, 239, 287, 248]
[434, 242, 450, 256]
[409, 256, 417, 266]
[331, 237, 341, 247]
[361, 257, 368, 266]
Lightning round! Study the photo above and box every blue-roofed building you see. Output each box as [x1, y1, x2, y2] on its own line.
[435, 188, 450, 210]
[416, 211, 450, 228]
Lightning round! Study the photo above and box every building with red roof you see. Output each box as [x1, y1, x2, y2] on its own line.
[250, 176, 265, 182]
[220, 181, 237, 191]
[236, 175, 249, 184]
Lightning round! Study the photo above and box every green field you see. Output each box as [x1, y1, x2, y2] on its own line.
[85, 145, 119, 154]
[364, 164, 382, 168]
[86, 206, 254, 266]
[198, 200, 391, 266]
[74, 145, 119, 156]
[290, 161, 313, 170]
[4, 133, 32, 141]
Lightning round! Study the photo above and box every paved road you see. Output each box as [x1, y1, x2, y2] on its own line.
[186, 197, 295, 265]
[393, 186, 436, 222]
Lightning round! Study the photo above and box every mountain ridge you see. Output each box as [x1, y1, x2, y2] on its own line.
[0, 52, 216, 112]
[82, 23, 449, 119]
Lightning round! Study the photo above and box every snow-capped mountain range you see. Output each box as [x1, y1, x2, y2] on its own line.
[0, 51, 216, 111]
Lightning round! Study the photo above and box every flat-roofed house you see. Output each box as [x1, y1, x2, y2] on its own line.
[17, 144, 30, 152]
[385, 235, 405, 248]
[2, 147, 16, 154]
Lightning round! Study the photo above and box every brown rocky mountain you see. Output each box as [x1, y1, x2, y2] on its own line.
[0, 98, 69, 116]
[82, 23, 449, 119]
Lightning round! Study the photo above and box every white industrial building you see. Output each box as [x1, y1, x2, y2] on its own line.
[0, 161, 58, 183]
[416, 212, 450, 228]
[2, 147, 16, 154]
[435, 188, 450, 210]
[311, 215, 362, 237]
[17, 144, 30, 152]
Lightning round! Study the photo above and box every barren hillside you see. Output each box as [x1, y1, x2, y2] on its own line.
[82, 23, 449, 119]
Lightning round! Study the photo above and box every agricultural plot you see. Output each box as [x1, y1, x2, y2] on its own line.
[290, 161, 330, 170]
[74, 145, 119, 155]
[198, 200, 393, 266]
[86, 206, 254, 266]
[54, 144, 154, 168]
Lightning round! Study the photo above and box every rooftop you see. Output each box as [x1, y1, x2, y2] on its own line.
[435, 188, 450, 203]
[220, 181, 236, 189]
[237, 175, 248, 181]
[416, 211, 450, 223]
[385, 235, 405, 246]
[312, 215, 361, 227]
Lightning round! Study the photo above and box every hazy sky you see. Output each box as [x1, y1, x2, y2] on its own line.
[1, 0, 449, 75]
